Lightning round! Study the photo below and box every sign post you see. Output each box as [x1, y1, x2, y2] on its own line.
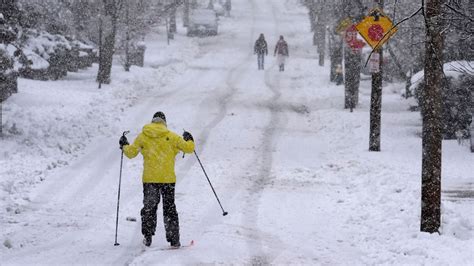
[356, 2, 397, 151]
[368, 52, 380, 73]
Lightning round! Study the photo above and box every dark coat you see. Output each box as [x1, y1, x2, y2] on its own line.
[254, 38, 268, 55]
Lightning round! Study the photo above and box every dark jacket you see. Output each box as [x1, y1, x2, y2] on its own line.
[254, 38, 268, 55]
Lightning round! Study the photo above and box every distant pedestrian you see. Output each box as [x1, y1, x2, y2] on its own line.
[119, 111, 195, 248]
[274, 35, 289, 72]
[254, 33, 268, 70]
[335, 64, 343, 85]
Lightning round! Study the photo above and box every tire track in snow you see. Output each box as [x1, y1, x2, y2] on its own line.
[243, 1, 289, 264]
[132, 0, 262, 264]
[30, 69, 203, 206]
[123, 1, 261, 264]
[190, 2, 257, 153]
[3, 68, 208, 265]
[138, 0, 285, 263]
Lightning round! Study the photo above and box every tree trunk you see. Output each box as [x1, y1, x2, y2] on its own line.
[97, 3, 119, 85]
[310, 8, 316, 36]
[124, 1, 130, 72]
[317, 23, 326, 66]
[329, 33, 343, 82]
[170, 4, 177, 33]
[0, 0, 20, 24]
[0, 100, 3, 137]
[183, 0, 190, 27]
[344, 47, 361, 110]
[191, 0, 198, 9]
[421, 0, 444, 233]
[342, 0, 361, 109]
[97, 32, 116, 84]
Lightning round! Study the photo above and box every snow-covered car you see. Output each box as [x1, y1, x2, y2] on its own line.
[187, 9, 218, 37]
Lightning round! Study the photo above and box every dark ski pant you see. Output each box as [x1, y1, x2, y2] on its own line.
[141, 183, 179, 244]
[257, 53, 265, 70]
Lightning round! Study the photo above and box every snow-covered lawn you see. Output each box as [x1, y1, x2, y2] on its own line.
[1, 0, 472, 265]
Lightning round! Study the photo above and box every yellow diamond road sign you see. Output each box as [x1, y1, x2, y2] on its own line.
[356, 8, 397, 49]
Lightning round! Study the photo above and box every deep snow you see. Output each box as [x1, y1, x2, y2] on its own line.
[1, 0, 473, 265]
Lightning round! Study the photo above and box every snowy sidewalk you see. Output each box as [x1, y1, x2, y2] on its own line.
[1, 0, 473, 265]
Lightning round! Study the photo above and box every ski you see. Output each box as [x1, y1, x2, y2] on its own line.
[157, 240, 194, 251]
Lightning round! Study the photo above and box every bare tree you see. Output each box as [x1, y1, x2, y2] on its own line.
[421, 0, 445, 233]
[123, 0, 131, 71]
[169, 1, 177, 34]
[183, 0, 190, 27]
[343, 0, 364, 110]
[97, 0, 123, 86]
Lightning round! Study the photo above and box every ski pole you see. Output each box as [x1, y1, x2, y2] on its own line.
[194, 150, 228, 216]
[114, 130, 129, 246]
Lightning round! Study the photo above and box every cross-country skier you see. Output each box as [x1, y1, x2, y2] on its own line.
[274, 35, 289, 72]
[119, 111, 195, 247]
[254, 33, 268, 70]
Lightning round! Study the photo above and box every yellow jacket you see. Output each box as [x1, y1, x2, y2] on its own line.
[123, 122, 195, 183]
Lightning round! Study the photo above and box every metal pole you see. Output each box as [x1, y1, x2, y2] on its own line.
[194, 151, 228, 216]
[114, 150, 124, 246]
[368, 0, 384, 151]
[114, 131, 129, 246]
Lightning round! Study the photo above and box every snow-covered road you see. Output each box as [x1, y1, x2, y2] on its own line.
[1, 0, 473, 265]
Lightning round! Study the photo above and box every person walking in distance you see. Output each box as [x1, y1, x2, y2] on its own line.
[274, 35, 289, 72]
[119, 111, 195, 247]
[335, 64, 343, 85]
[254, 33, 268, 70]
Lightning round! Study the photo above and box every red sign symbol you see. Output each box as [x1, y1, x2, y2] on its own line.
[344, 25, 366, 52]
[368, 24, 384, 41]
[345, 25, 358, 43]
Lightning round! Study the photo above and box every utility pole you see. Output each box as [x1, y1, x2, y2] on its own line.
[421, 0, 444, 233]
[368, 0, 384, 151]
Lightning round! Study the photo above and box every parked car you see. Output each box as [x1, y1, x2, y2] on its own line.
[187, 9, 218, 37]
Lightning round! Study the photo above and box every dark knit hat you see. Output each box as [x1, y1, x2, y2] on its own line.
[152, 111, 166, 124]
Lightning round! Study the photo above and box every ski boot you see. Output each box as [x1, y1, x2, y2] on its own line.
[170, 240, 181, 248]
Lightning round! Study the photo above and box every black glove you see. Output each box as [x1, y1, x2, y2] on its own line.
[119, 135, 129, 149]
[183, 131, 194, 142]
